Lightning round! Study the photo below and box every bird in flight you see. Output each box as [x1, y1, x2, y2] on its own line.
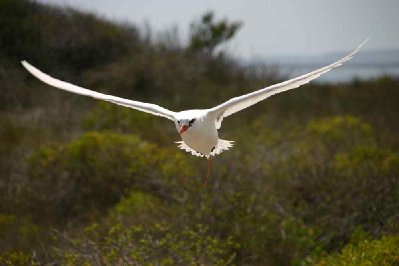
[21, 40, 367, 186]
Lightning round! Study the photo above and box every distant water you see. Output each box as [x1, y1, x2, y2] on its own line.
[249, 49, 399, 83]
[276, 64, 399, 83]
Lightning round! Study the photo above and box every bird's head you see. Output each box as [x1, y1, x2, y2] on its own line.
[175, 118, 196, 135]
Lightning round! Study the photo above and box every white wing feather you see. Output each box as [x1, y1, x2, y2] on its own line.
[21, 61, 176, 121]
[209, 40, 368, 128]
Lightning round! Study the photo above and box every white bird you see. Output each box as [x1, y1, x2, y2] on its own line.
[21, 40, 367, 186]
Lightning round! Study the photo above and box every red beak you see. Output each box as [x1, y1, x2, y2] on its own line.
[179, 125, 189, 135]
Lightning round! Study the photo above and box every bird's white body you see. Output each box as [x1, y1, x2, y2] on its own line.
[177, 110, 218, 155]
[173, 110, 234, 157]
[20, 40, 368, 158]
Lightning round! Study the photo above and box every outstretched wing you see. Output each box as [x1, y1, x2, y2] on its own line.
[208, 40, 368, 128]
[21, 61, 176, 121]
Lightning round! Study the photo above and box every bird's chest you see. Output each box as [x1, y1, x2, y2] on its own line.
[181, 121, 218, 155]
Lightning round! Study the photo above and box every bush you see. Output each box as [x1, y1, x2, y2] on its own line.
[0, 213, 39, 252]
[54, 222, 238, 265]
[0, 251, 39, 266]
[279, 116, 399, 250]
[82, 102, 172, 144]
[25, 131, 191, 224]
[306, 233, 399, 266]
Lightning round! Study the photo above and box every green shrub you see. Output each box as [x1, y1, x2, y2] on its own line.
[0, 251, 38, 266]
[279, 116, 399, 250]
[305, 234, 399, 266]
[306, 115, 373, 159]
[109, 191, 164, 226]
[26, 131, 191, 224]
[0, 213, 39, 252]
[54, 222, 237, 265]
[82, 102, 172, 144]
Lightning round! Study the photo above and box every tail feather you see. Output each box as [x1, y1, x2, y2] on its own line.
[210, 139, 234, 156]
[176, 139, 234, 157]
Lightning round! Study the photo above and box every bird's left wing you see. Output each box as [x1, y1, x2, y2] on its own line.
[208, 40, 368, 128]
[21, 61, 176, 121]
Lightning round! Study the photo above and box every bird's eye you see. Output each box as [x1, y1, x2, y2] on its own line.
[177, 120, 180, 124]
[189, 119, 196, 126]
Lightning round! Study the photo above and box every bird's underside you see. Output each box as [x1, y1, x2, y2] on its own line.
[20, 39, 368, 159]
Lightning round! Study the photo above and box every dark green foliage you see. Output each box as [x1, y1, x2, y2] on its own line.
[304, 231, 399, 265]
[189, 11, 242, 56]
[279, 117, 399, 251]
[25, 131, 189, 224]
[0, 213, 38, 252]
[0, 251, 39, 266]
[54, 223, 237, 265]
[0, 0, 138, 110]
[1, 0, 399, 265]
[0, 0, 43, 62]
[0, 0, 136, 70]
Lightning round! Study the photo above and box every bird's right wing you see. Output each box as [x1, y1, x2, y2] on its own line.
[208, 40, 368, 128]
[21, 61, 176, 121]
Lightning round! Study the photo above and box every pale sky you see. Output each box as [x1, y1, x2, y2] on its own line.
[39, 0, 399, 59]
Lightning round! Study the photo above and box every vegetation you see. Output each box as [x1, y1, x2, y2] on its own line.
[188, 11, 242, 56]
[1, 0, 399, 265]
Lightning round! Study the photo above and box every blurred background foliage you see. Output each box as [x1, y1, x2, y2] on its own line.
[0, 0, 399, 265]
